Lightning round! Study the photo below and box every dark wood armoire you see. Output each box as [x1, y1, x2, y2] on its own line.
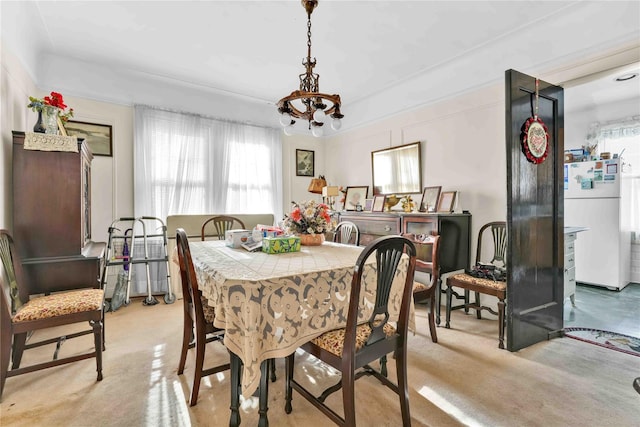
[12, 131, 104, 294]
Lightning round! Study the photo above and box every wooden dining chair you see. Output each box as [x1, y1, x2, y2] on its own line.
[404, 232, 441, 343]
[378, 232, 440, 378]
[176, 228, 230, 406]
[0, 229, 104, 400]
[201, 216, 246, 241]
[333, 221, 360, 246]
[284, 235, 417, 426]
[445, 221, 507, 348]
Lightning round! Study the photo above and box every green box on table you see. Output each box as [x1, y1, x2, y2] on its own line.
[262, 236, 301, 254]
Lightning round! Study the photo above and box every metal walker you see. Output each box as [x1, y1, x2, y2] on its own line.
[100, 216, 175, 309]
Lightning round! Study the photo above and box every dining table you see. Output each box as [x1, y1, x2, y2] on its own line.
[186, 239, 414, 426]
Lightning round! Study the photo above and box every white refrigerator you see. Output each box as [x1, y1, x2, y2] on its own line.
[564, 159, 631, 290]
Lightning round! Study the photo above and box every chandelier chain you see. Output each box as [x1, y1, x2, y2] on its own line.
[307, 13, 312, 53]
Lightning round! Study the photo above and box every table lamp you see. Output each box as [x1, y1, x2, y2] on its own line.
[322, 186, 339, 210]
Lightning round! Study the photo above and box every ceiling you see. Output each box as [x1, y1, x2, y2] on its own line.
[2, 1, 639, 133]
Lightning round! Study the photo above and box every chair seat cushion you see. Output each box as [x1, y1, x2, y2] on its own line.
[13, 289, 104, 323]
[310, 322, 396, 357]
[200, 295, 216, 324]
[449, 273, 507, 291]
[413, 281, 429, 292]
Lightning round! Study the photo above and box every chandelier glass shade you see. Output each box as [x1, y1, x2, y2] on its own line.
[277, 0, 343, 137]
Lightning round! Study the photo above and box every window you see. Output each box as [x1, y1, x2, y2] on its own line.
[134, 106, 283, 222]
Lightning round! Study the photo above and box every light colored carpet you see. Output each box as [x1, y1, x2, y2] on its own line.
[1, 298, 639, 426]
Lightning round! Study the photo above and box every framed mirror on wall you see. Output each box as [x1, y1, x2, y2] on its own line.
[371, 141, 422, 196]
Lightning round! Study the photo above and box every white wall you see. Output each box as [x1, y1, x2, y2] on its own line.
[281, 133, 327, 216]
[62, 97, 134, 243]
[325, 84, 508, 252]
[1, 45, 37, 230]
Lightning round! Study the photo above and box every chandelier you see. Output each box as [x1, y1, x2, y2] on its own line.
[277, 0, 343, 137]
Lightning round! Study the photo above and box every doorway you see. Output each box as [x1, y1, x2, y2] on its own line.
[562, 62, 640, 337]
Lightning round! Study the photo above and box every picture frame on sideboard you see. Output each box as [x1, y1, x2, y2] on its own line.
[420, 186, 441, 212]
[364, 198, 373, 212]
[372, 195, 386, 212]
[344, 186, 369, 211]
[437, 191, 457, 213]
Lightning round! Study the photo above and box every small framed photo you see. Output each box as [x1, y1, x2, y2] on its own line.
[420, 186, 442, 212]
[437, 191, 457, 213]
[364, 199, 373, 212]
[372, 195, 386, 212]
[344, 186, 368, 211]
[296, 149, 314, 177]
[64, 120, 113, 156]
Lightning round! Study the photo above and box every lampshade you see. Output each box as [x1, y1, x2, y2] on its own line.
[308, 176, 327, 194]
[322, 186, 339, 197]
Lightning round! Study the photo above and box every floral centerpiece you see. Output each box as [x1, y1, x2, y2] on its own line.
[283, 200, 334, 245]
[28, 91, 74, 133]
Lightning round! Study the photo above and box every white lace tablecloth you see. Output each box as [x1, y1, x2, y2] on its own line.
[188, 240, 414, 398]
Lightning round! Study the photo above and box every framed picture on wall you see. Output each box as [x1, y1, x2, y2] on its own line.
[344, 186, 368, 211]
[437, 191, 457, 213]
[63, 120, 113, 157]
[372, 195, 386, 212]
[420, 186, 442, 212]
[296, 149, 314, 176]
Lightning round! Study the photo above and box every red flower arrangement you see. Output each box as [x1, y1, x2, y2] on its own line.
[44, 92, 67, 110]
[28, 91, 74, 123]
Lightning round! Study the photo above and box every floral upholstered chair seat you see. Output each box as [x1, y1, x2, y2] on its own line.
[447, 273, 507, 291]
[310, 322, 396, 357]
[413, 281, 429, 292]
[12, 289, 104, 323]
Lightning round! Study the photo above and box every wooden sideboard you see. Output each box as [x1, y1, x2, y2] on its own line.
[337, 211, 472, 275]
[12, 131, 105, 294]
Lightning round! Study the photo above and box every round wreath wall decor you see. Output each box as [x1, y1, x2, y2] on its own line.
[520, 78, 551, 165]
[521, 115, 550, 164]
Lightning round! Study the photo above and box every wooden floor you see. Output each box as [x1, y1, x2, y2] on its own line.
[564, 282, 640, 338]
[2, 297, 639, 427]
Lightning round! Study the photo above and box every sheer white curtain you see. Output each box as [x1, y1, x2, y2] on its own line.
[134, 105, 283, 222]
[596, 116, 640, 238]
